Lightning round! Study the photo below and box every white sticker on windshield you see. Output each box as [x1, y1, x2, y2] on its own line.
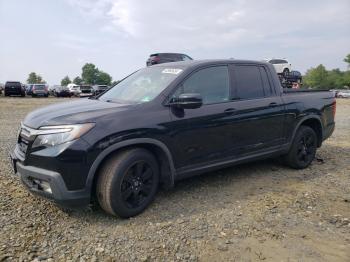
[162, 68, 183, 75]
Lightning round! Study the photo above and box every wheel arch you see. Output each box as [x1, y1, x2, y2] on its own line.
[291, 115, 323, 148]
[86, 138, 176, 195]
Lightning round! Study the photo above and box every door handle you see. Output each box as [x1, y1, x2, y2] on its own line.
[224, 108, 236, 114]
[268, 102, 278, 107]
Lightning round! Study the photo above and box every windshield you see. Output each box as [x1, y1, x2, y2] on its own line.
[99, 67, 183, 103]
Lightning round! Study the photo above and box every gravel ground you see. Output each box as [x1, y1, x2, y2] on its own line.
[0, 97, 349, 262]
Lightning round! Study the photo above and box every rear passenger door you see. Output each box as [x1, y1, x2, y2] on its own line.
[229, 64, 285, 156]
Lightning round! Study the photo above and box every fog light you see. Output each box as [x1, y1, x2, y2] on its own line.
[33, 179, 52, 194]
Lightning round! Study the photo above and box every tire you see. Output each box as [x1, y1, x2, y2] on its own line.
[283, 68, 290, 76]
[284, 126, 317, 169]
[96, 148, 159, 218]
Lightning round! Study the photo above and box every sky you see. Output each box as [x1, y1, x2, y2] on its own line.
[0, 0, 349, 84]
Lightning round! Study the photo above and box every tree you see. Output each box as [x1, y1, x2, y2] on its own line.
[82, 63, 99, 85]
[96, 71, 112, 85]
[303, 64, 329, 89]
[27, 72, 45, 84]
[73, 76, 83, 85]
[344, 54, 350, 68]
[326, 69, 344, 89]
[61, 76, 71, 86]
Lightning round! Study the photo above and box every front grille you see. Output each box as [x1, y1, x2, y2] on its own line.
[18, 136, 29, 157]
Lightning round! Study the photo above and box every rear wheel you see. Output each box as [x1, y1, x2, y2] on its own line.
[284, 126, 317, 169]
[96, 148, 159, 218]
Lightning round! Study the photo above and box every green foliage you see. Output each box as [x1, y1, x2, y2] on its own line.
[82, 63, 99, 85]
[61, 76, 71, 86]
[73, 76, 83, 85]
[304, 65, 328, 89]
[303, 54, 350, 89]
[96, 71, 112, 85]
[27, 72, 45, 84]
[80, 63, 113, 85]
[344, 54, 350, 68]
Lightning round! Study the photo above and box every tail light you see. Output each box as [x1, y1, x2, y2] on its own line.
[45, 86, 48, 92]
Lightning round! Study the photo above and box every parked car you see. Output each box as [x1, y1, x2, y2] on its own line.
[4, 81, 25, 97]
[337, 90, 350, 98]
[48, 86, 56, 96]
[266, 58, 291, 75]
[53, 85, 71, 97]
[31, 84, 49, 97]
[10, 59, 336, 218]
[92, 85, 109, 96]
[26, 85, 34, 96]
[146, 53, 192, 66]
[67, 84, 81, 96]
[79, 85, 93, 97]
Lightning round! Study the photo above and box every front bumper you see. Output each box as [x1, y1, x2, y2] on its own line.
[10, 150, 90, 208]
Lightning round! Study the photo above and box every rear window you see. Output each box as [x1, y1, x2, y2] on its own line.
[5, 82, 21, 87]
[34, 85, 45, 90]
[269, 59, 287, 64]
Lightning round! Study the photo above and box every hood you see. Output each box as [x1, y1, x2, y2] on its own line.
[23, 98, 133, 129]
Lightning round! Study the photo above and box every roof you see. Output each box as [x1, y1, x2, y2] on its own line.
[151, 59, 271, 69]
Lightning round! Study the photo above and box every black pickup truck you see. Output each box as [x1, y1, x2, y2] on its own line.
[10, 60, 336, 218]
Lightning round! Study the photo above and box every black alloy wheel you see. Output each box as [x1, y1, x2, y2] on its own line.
[284, 126, 317, 169]
[121, 161, 155, 209]
[97, 148, 159, 218]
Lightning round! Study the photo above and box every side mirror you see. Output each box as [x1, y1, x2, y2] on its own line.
[171, 93, 203, 109]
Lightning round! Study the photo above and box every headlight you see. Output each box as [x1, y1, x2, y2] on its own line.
[32, 123, 95, 148]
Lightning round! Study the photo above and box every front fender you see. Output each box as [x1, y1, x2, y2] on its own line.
[85, 138, 176, 194]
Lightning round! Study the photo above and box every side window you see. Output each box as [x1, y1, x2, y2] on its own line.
[181, 55, 192, 61]
[174, 66, 230, 104]
[234, 65, 265, 99]
[259, 67, 273, 96]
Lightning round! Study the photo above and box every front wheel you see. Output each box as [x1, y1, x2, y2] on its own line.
[284, 126, 317, 169]
[96, 148, 159, 218]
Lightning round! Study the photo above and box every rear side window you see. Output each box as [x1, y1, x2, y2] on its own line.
[259, 67, 273, 96]
[233, 65, 265, 100]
